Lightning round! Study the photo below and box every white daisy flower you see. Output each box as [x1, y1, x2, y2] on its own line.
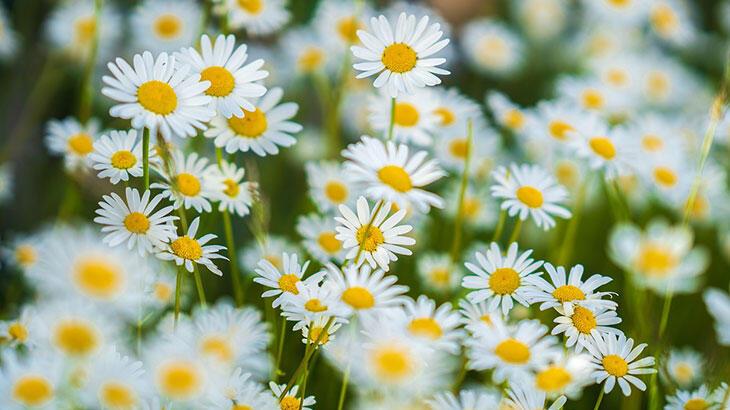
[281, 27, 333, 77]
[458, 299, 501, 336]
[417, 252, 461, 294]
[504, 377, 567, 410]
[427, 389, 501, 410]
[585, 332, 656, 396]
[526, 100, 583, 144]
[45, 117, 101, 171]
[434, 120, 499, 173]
[462, 242, 543, 315]
[334, 196, 415, 271]
[1, 234, 43, 272]
[102, 51, 215, 140]
[204, 160, 256, 217]
[648, 0, 696, 46]
[305, 161, 358, 212]
[145, 336, 214, 404]
[0, 7, 18, 60]
[253, 252, 324, 308]
[525, 263, 618, 313]
[0, 350, 64, 410]
[351, 12, 450, 97]
[461, 18, 524, 76]
[665, 385, 716, 410]
[296, 213, 347, 264]
[664, 348, 704, 389]
[367, 89, 438, 145]
[530, 352, 593, 398]
[152, 151, 221, 213]
[342, 136, 446, 212]
[704, 288, 730, 346]
[225, 0, 291, 36]
[400, 295, 465, 354]
[513, 0, 568, 40]
[178, 34, 269, 118]
[300, 315, 344, 346]
[324, 262, 408, 318]
[79, 348, 150, 410]
[465, 317, 560, 382]
[281, 279, 348, 330]
[0, 306, 36, 349]
[490, 163, 572, 230]
[157, 217, 227, 276]
[582, 0, 648, 25]
[570, 114, 631, 179]
[94, 187, 177, 255]
[431, 87, 482, 131]
[204, 87, 301, 156]
[88, 129, 146, 184]
[487, 91, 531, 135]
[552, 305, 623, 352]
[45, 0, 121, 61]
[313, 0, 372, 52]
[131, 0, 200, 53]
[206, 368, 278, 410]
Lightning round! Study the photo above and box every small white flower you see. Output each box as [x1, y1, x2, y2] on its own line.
[253, 252, 324, 308]
[584, 332, 656, 396]
[225, 0, 291, 36]
[205, 160, 256, 217]
[89, 129, 147, 184]
[157, 217, 227, 276]
[525, 263, 618, 313]
[269, 383, 315, 410]
[45, 117, 101, 171]
[152, 151, 221, 213]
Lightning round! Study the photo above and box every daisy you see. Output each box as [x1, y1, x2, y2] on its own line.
[342, 136, 446, 212]
[281, 27, 333, 77]
[368, 89, 438, 145]
[89, 129, 147, 184]
[102, 51, 215, 140]
[94, 187, 177, 255]
[552, 306, 623, 351]
[45, 0, 121, 61]
[152, 151, 220, 213]
[417, 252, 461, 293]
[664, 348, 704, 389]
[206, 369, 278, 410]
[490, 163, 572, 230]
[503, 377, 567, 410]
[531, 352, 593, 398]
[0, 306, 36, 348]
[313, 0, 372, 52]
[487, 91, 531, 135]
[648, 0, 695, 46]
[253, 252, 324, 308]
[400, 295, 464, 354]
[157, 217, 227, 276]
[130, 0, 200, 53]
[334, 196, 415, 271]
[665, 386, 716, 410]
[458, 299, 501, 335]
[582, 0, 649, 25]
[704, 288, 730, 346]
[305, 161, 358, 212]
[225, 0, 291, 36]
[584, 332, 656, 396]
[281, 280, 347, 330]
[268, 383, 315, 410]
[79, 348, 150, 410]
[525, 263, 618, 313]
[1, 233, 44, 272]
[145, 337, 213, 404]
[324, 263, 408, 317]
[0, 351, 64, 410]
[301, 315, 344, 346]
[204, 87, 301, 156]
[296, 213, 347, 264]
[570, 114, 631, 178]
[351, 12, 450, 97]
[431, 87, 482, 131]
[461, 19, 524, 76]
[427, 389, 501, 410]
[465, 317, 560, 382]
[240, 235, 297, 272]
[434, 120, 499, 173]
[178, 34, 269, 118]
[513, 0, 568, 40]
[45, 117, 101, 171]
[0, 7, 18, 60]
[527, 100, 583, 144]
[205, 160, 256, 217]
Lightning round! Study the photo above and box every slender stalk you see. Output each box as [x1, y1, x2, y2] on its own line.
[491, 209, 506, 243]
[593, 389, 605, 410]
[336, 365, 351, 410]
[142, 128, 150, 190]
[507, 219, 523, 244]
[192, 264, 207, 308]
[216, 148, 243, 306]
[274, 317, 287, 381]
[173, 267, 183, 326]
[450, 119, 474, 264]
[557, 173, 590, 265]
[77, 0, 103, 123]
[279, 317, 335, 400]
[387, 97, 397, 141]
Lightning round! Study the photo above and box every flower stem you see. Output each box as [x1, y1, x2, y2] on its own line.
[192, 264, 207, 308]
[557, 173, 590, 265]
[279, 317, 334, 400]
[491, 209, 506, 243]
[387, 97, 396, 141]
[336, 365, 350, 410]
[449, 119, 473, 265]
[351, 200, 385, 265]
[507, 218, 523, 244]
[593, 389, 605, 410]
[173, 267, 183, 327]
[221, 209, 243, 305]
[77, 0, 103, 123]
[142, 128, 150, 190]
[274, 317, 287, 382]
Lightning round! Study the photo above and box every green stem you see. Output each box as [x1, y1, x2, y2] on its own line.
[508, 219, 523, 244]
[593, 389, 605, 410]
[557, 173, 590, 265]
[449, 119, 473, 265]
[387, 97, 396, 141]
[279, 317, 334, 400]
[274, 317, 287, 381]
[173, 267, 183, 326]
[192, 264, 207, 308]
[221, 209, 243, 305]
[336, 365, 350, 410]
[77, 0, 103, 123]
[351, 200, 385, 265]
[491, 209, 506, 243]
[142, 128, 150, 190]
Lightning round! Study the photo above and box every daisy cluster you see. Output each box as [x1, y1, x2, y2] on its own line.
[1, 0, 730, 410]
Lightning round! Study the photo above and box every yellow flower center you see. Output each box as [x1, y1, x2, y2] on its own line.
[462, 198, 480, 219]
[138, 80, 178, 115]
[449, 138, 469, 159]
[536, 366, 572, 392]
[15, 245, 37, 267]
[653, 166, 677, 187]
[278, 274, 300, 294]
[12, 375, 54, 407]
[683, 398, 708, 410]
[157, 361, 201, 400]
[602, 354, 628, 377]
[381, 43, 417, 73]
[237, 0, 263, 14]
[393, 102, 420, 127]
[495, 338, 531, 364]
[674, 363, 694, 384]
[504, 109, 525, 130]
[154, 282, 172, 303]
[651, 5, 678, 34]
[304, 298, 327, 312]
[355, 225, 385, 252]
[642, 134, 664, 151]
[233, 405, 253, 410]
[571, 306, 597, 334]
[201, 335, 234, 362]
[378, 165, 412, 192]
[408, 318, 442, 340]
[582, 89, 605, 109]
[170, 236, 203, 260]
[68, 133, 94, 155]
[8, 322, 28, 342]
[228, 107, 268, 138]
[175, 173, 201, 196]
[124, 212, 150, 234]
[280, 396, 301, 410]
[555, 161, 579, 188]
[74, 16, 97, 44]
[480, 314, 493, 326]
[342, 286, 375, 310]
[298, 47, 325, 72]
[223, 179, 240, 197]
[154, 14, 182, 39]
[429, 268, 451, 286]
[548, 120, 574, 140]
[589, 136, 616, 160]
[607, 69, 628, 86]
[489, 267, 521, 295]
[201, 66, 235, 97]
[54, 320, 98, 356]
[552, 285, 586, 303]
[308, 326, 330, 344]
[110, 150, 137, 170]
[337, 16, 362, 43]
[373, 346, 412, 380]
[73, 257, 122, 299]
[637, 244, 677, 277]
[100, 382, 137, 409]
[516, 185, 544, 208]
[434, 107, 455, 126]
[647, 71, 669, 98]
[607, 0, 631, 7]
[317, 232, 342, 254]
